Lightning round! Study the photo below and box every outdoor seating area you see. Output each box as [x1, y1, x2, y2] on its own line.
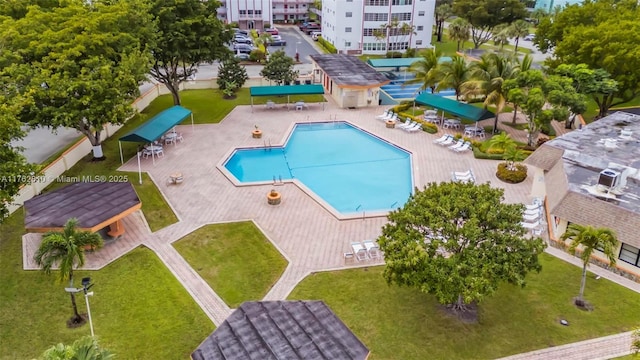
[521, 198, 545, 235]
[464, 125, 486, 139]
[451, 169, 476, 183]
[294, 101, 308, 111]
[346, 240, 383, 262]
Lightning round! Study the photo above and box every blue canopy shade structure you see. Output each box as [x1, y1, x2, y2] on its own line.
[249, 85, 326, 112]
[414, 93, 495, 121]
[119, 105, 192, 143]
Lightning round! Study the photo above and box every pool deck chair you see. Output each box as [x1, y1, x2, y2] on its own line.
[363, 240, 382, 260]
[351, 242, 368, 261]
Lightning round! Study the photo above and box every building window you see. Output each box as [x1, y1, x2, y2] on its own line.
[345, 27, 352, 32]
[345, 42, 351, 47]
[248, 10, 253, 15]
[364, 12, 389, 21]
[347, 0, 353, 2]
[346, 12, 352, 17]
[418, 11, 425, 16]
[416, 40, 422, 45]
[392, 0, 413, 4]
[239, 10, 246, 15]
[365, 0, 390, 5]
[417, 26, 424, 31]
[391, 12, 411, 21]
[363, 42, 387, 51]
[620, 244, 640, 266]
[255, 10, 261, 15]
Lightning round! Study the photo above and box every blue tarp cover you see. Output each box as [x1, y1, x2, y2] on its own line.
[119, 106, 191, 143]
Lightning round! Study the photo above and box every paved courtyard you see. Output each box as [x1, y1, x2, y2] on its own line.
[24, 100, 633, 359]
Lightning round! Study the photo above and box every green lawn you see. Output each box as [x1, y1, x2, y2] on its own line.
[0, 212, 214, 359]
[288, 254, 640, 360]
[174, 221, 288, 308]
[582, 95, 640, 122]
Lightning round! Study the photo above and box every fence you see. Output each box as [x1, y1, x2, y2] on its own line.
[6, 75, 286, 216]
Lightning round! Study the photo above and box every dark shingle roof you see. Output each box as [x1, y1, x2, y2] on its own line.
[24, 182, 141, 231]
[310, 54, 390, 88]
[192, 301, 370, 360]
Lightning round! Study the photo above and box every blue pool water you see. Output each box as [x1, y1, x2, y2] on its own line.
[224, 122, 413, 215]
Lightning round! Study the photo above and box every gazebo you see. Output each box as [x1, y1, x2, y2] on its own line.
[414, 93, 495, 124]
[24, 182, 141, 238]
[192, 301, 370, 360]
[249, 85, 326, 111]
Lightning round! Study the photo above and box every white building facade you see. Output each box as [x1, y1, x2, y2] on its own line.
[321, 0, 436, 55]
[217, 0, 314, 29]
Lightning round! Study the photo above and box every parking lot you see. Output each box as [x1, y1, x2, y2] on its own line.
[268, 26, 319, 64]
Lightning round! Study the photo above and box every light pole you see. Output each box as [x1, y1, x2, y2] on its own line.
[295, 41, 301, 62]
[64, 277, 95, 337]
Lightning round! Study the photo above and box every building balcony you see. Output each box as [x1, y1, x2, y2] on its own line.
[238, 14, 264, 20]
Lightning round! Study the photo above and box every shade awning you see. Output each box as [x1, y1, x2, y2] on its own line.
[414, 93, 495, 121]
[249, 85, 325, 97]
[119, 105, 192, 143]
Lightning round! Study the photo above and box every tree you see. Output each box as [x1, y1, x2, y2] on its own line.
[216, 57, 249, 96]
[260, 50, 298, 85]
[535, 0, 640, 114]
[1, 1, 152, 160]
[34, 219, 103, 325]
[0, 94, 38, 221]
[40, 336, 113, 360]
[491, 24, 510, 51]
[406, 48, 443, 94]
[378, 182, 545, 313]
[486, 132, 524, 170]
[504, 70, 585, 146]
[434, 0, 453, 42]
[462, 53, 519, 132]
[149, 0, 232, 105]
[437, 55, 472, 101]
[552, 64, 619, 120]
[447, 18, 470, 51]
[453, 0, 527, 49]
[561, 224, 617, 305]
[507, 20, 530, 53]
[530, 8, 548, 25]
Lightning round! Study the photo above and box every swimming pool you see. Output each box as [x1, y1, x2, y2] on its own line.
[223, 122, 413, 217]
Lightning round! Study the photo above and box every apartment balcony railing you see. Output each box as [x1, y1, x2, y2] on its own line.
[238, 14, 264, 20]
[273, 8, 308, 15]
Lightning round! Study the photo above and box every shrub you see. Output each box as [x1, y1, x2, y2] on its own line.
[317, 37, 337, 54]
[541, 123, 556, 136]
[403, 48, 417, 57]
[472, 147, 505, 160]
[486, 147, 505, 155]
[392, 102, 412, 113]
[386, 51, 403, 58]
[229, 22, 239, 28]
[264, 22, 271, 29]
[496, 163, 528, 183]
[536, 137, 550, 147]
[249, 49, 266, 63]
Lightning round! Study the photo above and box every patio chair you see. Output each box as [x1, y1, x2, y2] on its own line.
[448, 139, 465, 151]
[376, 110, 390, 120]
[405, 123, 422, 133]
[176, 133, 184, 143]
[398, 120, 416, 130]
[438, 136, 456, 146]
[351, 242, 368, 261]
[525, 203, 542, 211]
[433, 134, 451, 144]
[523, 208, 542, 217]
[381, 111, 395, 121]
[454, 141, 472, 153]
[522, 213, 540, 222]
[363, 240, 382, 260]
[521, 221, 541, 230]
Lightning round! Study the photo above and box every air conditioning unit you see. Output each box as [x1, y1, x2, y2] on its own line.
[598, 169, 620, 188]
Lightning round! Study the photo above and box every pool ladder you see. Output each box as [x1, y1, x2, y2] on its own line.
[263, 138, 272, 151]
[273, 175, 284, 186]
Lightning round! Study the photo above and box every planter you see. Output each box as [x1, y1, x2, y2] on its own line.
[252, 130, 262, 139]
[385, 120, 396, 129]
[267, 190, 281, 205]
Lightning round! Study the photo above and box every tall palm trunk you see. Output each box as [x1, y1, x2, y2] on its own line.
[68, 274, 82, 322]
[578, 263, 588, 301]
[512, 104, 519, 124]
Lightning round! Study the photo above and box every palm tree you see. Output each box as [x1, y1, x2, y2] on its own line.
[462, 53, 519, 131]
[511, 54, 533, 123]
[438, 55, 471, 101]
[34, 218, 103, 324]
[487, 133, 524, 170]
[448, 18, 470, 51]
[405, 48, 442, 94]
[492, 24, 510, 51]
[434, 3, 453, 42]
[508, 20, 531, 53]
[41, 336, 113, 360]
[561, 224, 618, 304]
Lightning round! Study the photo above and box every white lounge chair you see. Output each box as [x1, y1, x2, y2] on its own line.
[523, 208, 541, 217]
[399, 121, 417, 130]
[525, 203, 541, 211]
[522, 213, 540, 222]
[438, 137, 456, 146]
[351, 242, 368, 261]
[404, 123, 422, 133]
[521, 221, 541, 230]
[448, 140, 465, 151]
[363, 240, 382, 260]
[433, 134, 451, 144]
[376, 110, 390, 120]
[454, 142, 472, 153]
[396, 118, 412, 129]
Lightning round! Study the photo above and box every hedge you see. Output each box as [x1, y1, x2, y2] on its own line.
[317, 37, 337, 54]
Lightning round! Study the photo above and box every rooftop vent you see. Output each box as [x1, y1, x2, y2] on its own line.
[598, 169, 620, 188]
[621, 129, 633, 139]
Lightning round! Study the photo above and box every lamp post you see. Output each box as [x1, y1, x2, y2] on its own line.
[64, 277, 95, 337]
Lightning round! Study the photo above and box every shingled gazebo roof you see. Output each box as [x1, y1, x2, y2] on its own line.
[192, 301, 370, 360]
[24, 181, 141, 233]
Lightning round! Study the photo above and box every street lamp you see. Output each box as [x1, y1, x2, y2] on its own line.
[64, 277, 95, 337]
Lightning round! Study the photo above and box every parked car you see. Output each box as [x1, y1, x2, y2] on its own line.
[298, 21, 319, 32]
[233, 28, 248, 36]
[234, 53, 250, 61]
[304, 25, 321, 35]
[233, 44, 255, 54]
[233, 36, 253, 45]
[311, 31, 322, 41]
[264, 28, 279, 35]
[523, 33, 535, 41]
[266, 35, 286, 46]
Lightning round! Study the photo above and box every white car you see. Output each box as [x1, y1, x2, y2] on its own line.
[523, 34, 535, 41]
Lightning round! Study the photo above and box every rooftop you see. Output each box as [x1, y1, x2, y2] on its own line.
[310, 54, 390, 88]
[24, 182, 141, 232]
[191, 301, 370, 360]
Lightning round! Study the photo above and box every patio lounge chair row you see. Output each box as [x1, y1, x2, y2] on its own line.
[434, 135, 472, 153]
[376, 110, 397, 121]
[347, 240, 383, 261]
[452, 169, 475, 183]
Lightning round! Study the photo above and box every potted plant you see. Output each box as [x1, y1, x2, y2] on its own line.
[252, 125, 262, 139]
[267, 189, 281, 205]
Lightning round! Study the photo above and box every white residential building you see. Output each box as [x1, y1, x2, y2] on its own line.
[321, 0, 436, 55]
[217, 0, 314, 29]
